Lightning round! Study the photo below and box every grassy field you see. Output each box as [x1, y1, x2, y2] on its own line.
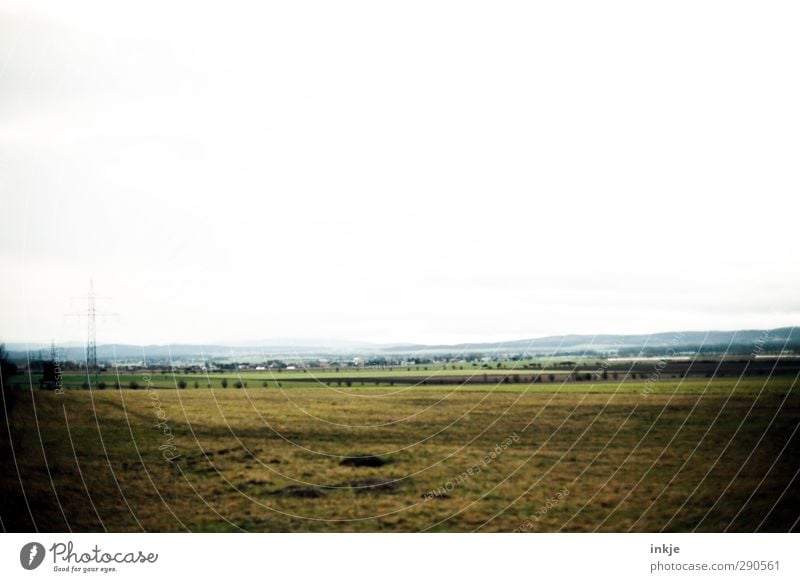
[9, 368, 797, 394]
[7, 366, 573, 390]
[11, 366, 797, 391]
[1, 376, 798, 532]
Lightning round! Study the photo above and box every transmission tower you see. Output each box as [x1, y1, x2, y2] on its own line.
[66, 278, 116, 372]
[86, 279, 97, 369]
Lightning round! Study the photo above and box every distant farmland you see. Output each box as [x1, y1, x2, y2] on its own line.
[1, 369, 797, 532]
[6, 356, 800, 390]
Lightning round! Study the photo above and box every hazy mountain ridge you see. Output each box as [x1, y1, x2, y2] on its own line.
[5, 327, 798, 361]
[390, 328, 800, 352]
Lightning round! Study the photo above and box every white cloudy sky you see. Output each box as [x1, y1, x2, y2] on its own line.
[1, 1, 798, 345]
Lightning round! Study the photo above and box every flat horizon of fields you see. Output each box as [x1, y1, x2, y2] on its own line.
[1, 374, 797, 532]
[8, 354, 800, 392]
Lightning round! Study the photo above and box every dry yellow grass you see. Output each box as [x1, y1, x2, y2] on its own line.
[1, 381, 798, 532]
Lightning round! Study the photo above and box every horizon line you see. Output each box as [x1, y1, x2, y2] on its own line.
[5, 324, 798, 349]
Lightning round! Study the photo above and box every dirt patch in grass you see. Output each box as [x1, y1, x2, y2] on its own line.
[271, 485, 326, 498]
[421, 491, 450, 500]
[339, 455, 387, 468]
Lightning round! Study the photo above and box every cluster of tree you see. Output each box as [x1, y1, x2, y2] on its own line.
[1, 344, 21, 466]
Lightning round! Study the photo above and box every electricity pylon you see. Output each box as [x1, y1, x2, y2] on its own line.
[66, 278, 117, 372]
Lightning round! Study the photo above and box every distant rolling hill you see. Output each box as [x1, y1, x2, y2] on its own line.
[384, 327, 800, 355]
[5, 327, 798, 362]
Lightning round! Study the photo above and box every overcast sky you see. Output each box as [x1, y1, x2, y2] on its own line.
[1, 1, 798, 345]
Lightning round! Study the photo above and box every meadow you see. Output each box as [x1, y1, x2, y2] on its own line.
[1, 372, 797, 532]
